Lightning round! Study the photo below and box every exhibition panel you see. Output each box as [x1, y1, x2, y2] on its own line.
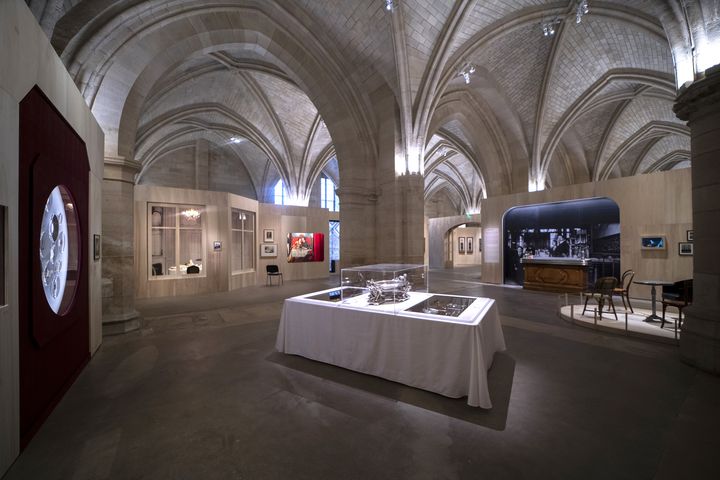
[504, 197, 621, 290]
[276, 287, 505, 408]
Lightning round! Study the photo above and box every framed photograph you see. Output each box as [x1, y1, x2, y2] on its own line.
[458, 236, 465, 254]
[678, 242, 693, 256]
[687, 230, 694, 242]
[260, 243, 278, 258]
[213, 241, 222, 251]
[93, 234, 101, 261]
[263, 229, 274, 243]
[467, 237, 473, 254]
[640, 236, 666, 250]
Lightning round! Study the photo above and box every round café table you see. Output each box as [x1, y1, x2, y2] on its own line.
[633, 279, 674, 322]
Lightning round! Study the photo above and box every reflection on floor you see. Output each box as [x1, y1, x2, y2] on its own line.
[5, 269, 720, 479]
[559, 304, 680, 342]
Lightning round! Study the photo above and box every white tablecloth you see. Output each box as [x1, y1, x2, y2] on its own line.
[275, 290, 506, 408]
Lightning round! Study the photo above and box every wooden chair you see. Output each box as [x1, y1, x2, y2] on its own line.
[661, 279, 692, 329]
[266, 264, 283, 286]
[582, 276, 618, 320]
[613, 269, 635, 313]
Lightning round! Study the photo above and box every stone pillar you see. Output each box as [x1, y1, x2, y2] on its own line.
[102, 157, 141, 334]
[674, 64, 720, 373]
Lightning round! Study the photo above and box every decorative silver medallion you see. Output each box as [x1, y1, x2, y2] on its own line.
[40, 186, 70, 314]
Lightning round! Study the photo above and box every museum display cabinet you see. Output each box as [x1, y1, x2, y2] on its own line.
[340, 263, 428, 312]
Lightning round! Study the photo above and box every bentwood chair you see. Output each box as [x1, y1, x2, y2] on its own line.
[661, 279, 693, 329]
[613, 269, 635, 313]
[266, 264, 283, 286]
[582, 276, 619, 320]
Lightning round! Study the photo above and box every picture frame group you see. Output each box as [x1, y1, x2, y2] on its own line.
[457, 236, 475, 254]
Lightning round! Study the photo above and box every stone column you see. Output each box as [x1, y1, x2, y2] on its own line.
[102, 157, 141, 334]
[674, 64, 720, 373]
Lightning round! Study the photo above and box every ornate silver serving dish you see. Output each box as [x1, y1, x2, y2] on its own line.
[367, 274, 411, 305]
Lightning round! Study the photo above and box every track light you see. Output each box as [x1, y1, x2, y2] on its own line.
[576, 0, 589, 24]
[458, 63, 476, 85]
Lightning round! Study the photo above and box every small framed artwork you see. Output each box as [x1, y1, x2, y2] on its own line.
[467, 237, 473, 254]
[458, 236, 465, 254]
[213, 241, 222, 251]
[641, 236, 666, 250]
[678, 242, 693, 256]
[687, 230, 694, 242]
[263, 229, 274, 243]
[93, 234, 101, 261]
[260, 243, 278, 258]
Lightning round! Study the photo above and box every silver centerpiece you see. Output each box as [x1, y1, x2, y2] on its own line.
[366, 274, 411, 305]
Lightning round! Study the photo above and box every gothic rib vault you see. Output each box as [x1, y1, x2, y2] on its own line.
[25, 0, 717, 218]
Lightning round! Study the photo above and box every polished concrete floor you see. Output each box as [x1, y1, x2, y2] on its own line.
[5, 268, 720, 479]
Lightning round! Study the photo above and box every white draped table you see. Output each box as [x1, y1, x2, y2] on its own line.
[275, 289, 506, 408]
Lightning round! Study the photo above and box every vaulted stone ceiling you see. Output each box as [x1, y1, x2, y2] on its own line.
[27, 0, 719, 214]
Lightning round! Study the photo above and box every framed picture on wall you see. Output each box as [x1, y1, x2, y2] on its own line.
[93, 234, 101, 261]
[260, 243, 278, 257]
[640, 236, 666, 250]
[467, 237, 473, 254]
[687, 230, 694, 241]
[213, 241, 222, 251]
[263, 229, 274, 243]
[458, 236, 465, 254]
[679, 242, 693, 256]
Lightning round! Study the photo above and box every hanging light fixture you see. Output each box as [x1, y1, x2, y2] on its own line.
[384, 0, 396, 12]
[542, 19, 559, 37]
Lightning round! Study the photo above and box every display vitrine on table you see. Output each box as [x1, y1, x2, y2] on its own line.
[275, 288, 506, 408]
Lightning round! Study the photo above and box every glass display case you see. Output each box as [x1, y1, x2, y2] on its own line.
[340, 264, 428, 306]
[405, 294, 475, 317]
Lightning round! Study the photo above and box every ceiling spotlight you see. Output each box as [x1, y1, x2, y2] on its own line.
[458, 63, 476, 85]
[576, 0, 589, 24]
[384, 0, 396, 12]
[230, 137, 241, 144]
[541, 18, 560, 37]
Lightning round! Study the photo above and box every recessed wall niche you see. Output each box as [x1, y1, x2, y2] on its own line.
[0, 205, 5, 306]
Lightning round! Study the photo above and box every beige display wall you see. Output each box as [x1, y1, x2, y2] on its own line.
[481, 169, 693, 301]
[135, 186, 330, 298]
[135, 185, 258, 298]
[453, 227, 482, 267]
[0, 0, 105, 475]
[257, 203, 330, 283]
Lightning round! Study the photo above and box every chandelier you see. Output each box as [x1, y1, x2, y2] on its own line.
[181, 208, 201, 221]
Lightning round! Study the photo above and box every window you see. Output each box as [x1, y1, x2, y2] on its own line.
[329, 220, 340, 262]
[149, 204, 205, 278]
[231, 208, 255, 273]
[274, 180, 287, 205]
[320, 177, 339, 212]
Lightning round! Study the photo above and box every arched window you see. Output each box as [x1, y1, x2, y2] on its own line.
[320, 177, 339, 212]
[273, 179, 287, 205]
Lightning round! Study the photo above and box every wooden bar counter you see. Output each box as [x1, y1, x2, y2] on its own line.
[520, 258, 590, 293]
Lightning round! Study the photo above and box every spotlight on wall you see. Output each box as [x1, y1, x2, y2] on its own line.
[384, 0, 396, 12]
[458, 63, 476, 85]
[576, 0, 589, 24]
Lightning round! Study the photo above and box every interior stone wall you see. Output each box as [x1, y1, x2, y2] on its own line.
[139, 141, 258, 200]
[0, 0, 104, 475]
[481, 169, 693, 301]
